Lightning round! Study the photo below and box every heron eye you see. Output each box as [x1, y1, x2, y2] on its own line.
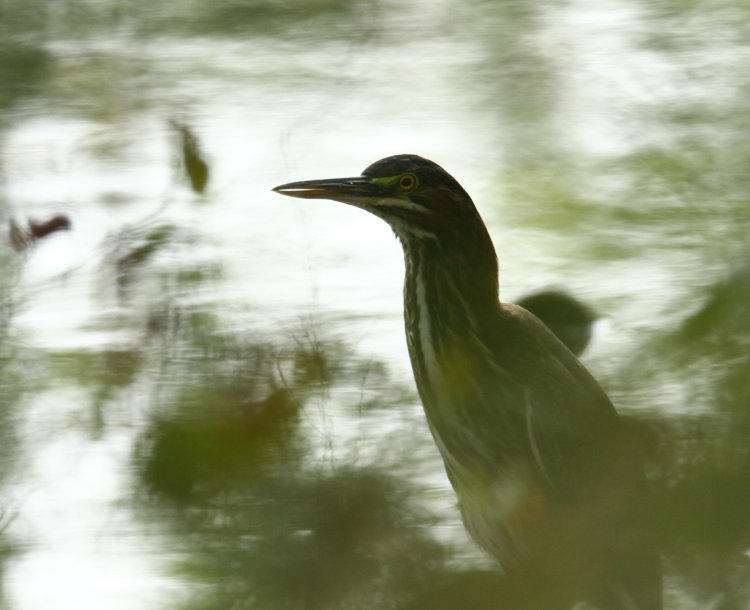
[399, 173, 418, 192]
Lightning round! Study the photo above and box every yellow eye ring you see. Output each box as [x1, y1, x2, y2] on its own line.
[399, 173, 418, 192]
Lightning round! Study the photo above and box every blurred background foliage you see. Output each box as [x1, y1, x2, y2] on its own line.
[0, 0, 749, 608]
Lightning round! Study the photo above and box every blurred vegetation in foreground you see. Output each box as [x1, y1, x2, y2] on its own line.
[0, 126, 749, 607]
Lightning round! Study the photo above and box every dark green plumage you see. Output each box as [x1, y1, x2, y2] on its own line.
[274, 154, 661, 609]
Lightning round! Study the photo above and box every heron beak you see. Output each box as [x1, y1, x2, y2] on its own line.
[272, 176, 382, 206]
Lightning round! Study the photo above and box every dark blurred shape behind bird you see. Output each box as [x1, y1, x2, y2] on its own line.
[517, 289, 596, 356]
[9, 214, 71, 251]
[274, 154, 661, 609]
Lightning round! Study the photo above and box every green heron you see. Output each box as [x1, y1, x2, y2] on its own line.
[274, 155, 661, 609]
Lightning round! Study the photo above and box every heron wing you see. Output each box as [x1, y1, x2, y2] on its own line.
[483, 303, 634, 500]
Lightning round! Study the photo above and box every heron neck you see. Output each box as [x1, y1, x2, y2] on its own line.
[402, 236, 499, 403]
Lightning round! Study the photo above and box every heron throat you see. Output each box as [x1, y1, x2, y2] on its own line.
[401, 234, 499, 417]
